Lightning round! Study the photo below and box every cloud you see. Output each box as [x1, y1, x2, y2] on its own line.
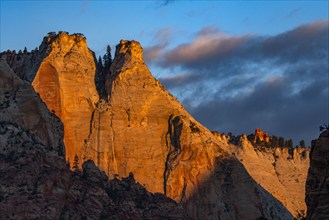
[145, 20, 329, 145]
[144, 28, 171, 62]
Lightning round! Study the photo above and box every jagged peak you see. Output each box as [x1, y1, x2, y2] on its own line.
[43, 31, 86, 43]
[110, 40, 145, 75]
[115, 40, 144, 62]
[39, 31, 88, 55]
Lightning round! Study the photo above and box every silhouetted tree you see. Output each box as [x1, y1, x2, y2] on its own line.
[284, 139, 293, 148]
[299, 140, 305, 148]
[97, 55, 103, 68]
[72, 154, 80, 171]
[103, 45, 112, 70]
[278, 137, 284, 147]
[23, 47, 27, 54]
[319, 123, 329, 131]
[67, 157, 71, 169]
[271, 135, 278, 148]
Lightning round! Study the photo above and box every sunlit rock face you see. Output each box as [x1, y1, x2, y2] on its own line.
[217, 133, 310, 218]
[306, 129, 329, 220]
[99, 40, 293, 219]
[254, 128, 271, 142]
[0, 61, 185, 219]
[31, 33, 99, 165]
[1, 33, 295, 219]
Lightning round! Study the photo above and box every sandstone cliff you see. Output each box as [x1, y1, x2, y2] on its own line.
[89, 39, 293, 219]
[0, 59, 185, 219]
[1, 33, 297, 219]
[213, 130, 310, 218]
[306, 129, 329, 220]
[31, 32, 99, 166]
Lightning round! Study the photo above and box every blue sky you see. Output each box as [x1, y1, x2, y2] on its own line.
[1, 0, 328, 145]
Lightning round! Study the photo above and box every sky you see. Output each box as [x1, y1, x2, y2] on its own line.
[1, 0, 328, 146]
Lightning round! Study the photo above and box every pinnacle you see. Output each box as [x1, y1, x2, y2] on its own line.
[114, 39, 144, 62]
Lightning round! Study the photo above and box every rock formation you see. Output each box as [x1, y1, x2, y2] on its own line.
[213, 132, 310, 217]
[97, 39, 294, 219]
[0, 58, 185, 219]
[306, 129, 329, 220]
[254, 128, 271, 142]
[0, 32, 302, 219]
[31, 32, 99, 165]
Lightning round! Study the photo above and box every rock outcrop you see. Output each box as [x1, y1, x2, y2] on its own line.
[254, 128, 271, 142]
[306, 129, 329, 220]
[89, 39, 292, 219]
[213, 131, 310, 218]
[0, 59, 185, 219]
[31, 32, 99, 165]
[1, 33, 297, 219]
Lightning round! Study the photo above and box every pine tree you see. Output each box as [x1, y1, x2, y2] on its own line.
[271, 135, 278, 148]
[299, 140, 305, 148]
[67, 157, 71, 168]
[103, 45, 112, 69]
[72, 154, 80, 171]
[278, 137, 284, 147]
[98, 55, 103, 68]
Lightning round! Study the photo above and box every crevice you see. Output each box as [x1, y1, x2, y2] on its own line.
[180, 178, 187, 203]
[163, 114, 183, 195]
[126, 108, 131, 127]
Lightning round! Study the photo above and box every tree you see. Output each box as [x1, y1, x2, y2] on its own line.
[319, 123, 329, 131]
[23, 47, 27, 54]
[284, 139, 293, 148]
[67, 157, 71, 168]
[97, 55, 103, 68]
[299, 140, 305, 148]
[103, 45, 112, 69]
[271, 135, 278, 148]
[278, 137, 284, 147]
[72, 154, 80, 171]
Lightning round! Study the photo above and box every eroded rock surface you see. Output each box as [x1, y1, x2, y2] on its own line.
[31, 33, 99, 165]
[1, 33, 296, 219]
[306, 129, 329, 220]
[213, 131, 310, 218]
[95, 40, 293, 219]
[0, 60, 185, 219]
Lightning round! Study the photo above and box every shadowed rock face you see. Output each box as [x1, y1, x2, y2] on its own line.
[306, 130, 329, 220]
[0, 59, 185, 219]
[0, 33, 297, 219]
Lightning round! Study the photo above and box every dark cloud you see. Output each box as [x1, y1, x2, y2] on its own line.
[145, 20, 329, 145]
